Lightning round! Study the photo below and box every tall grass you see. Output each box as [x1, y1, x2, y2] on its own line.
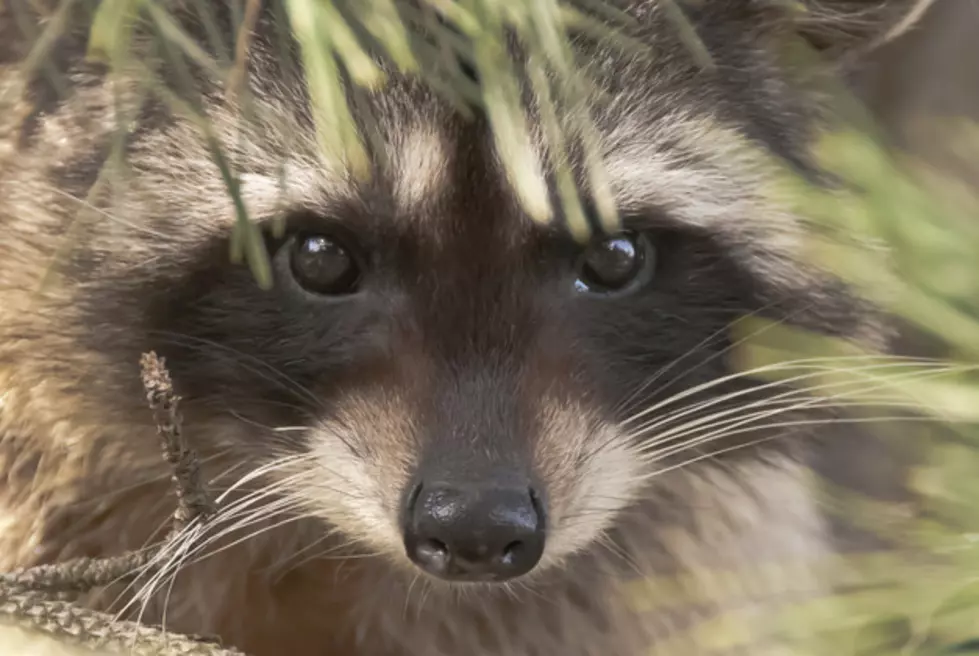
[728, 126, 979, 654]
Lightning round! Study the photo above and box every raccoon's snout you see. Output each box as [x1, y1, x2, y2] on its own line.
[402, 482, 546, 582]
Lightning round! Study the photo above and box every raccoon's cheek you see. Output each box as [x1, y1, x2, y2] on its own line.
[532, 415, 647, 569]
[295, 420, 416, 558]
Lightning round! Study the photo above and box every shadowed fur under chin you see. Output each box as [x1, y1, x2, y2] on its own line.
[0, 1, 935, 654]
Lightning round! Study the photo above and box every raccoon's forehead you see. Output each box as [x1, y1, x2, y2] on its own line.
[145, 77, 804, 242]
[113, 2, 818, 287]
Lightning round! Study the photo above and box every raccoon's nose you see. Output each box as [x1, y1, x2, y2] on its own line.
[403, 483, 546, 582]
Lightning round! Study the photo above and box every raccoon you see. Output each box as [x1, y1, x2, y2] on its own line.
[0, 1, 933, 655]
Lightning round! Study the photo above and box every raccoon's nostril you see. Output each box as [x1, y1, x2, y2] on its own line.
[416, 539, 450, 571]
[402, 483, 546, 582]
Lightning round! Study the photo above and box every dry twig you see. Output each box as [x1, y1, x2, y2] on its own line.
[140, 350, 216, 535]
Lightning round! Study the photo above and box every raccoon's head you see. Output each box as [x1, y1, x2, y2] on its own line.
[26, 0, 928, 586]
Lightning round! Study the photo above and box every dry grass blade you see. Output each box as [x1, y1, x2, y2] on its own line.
[226, 0, 263, 102]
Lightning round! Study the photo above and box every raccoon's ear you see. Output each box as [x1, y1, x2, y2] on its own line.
[774, 0, 936, 59]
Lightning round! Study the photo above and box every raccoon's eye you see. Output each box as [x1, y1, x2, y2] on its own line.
[574, 231, 655, 295]
[289, 234, 361, 295]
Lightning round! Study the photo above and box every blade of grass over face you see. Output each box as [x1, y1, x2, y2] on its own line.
[210, 137, 275, 290]
[226, 0, 262, 101]
[526, 0, 620, 234]
[86, 0, 144, 65]
[146, 4, 276, 290]
[283, 0, 375, 181]
[4, 0, 77, 104]
[660, 0, 714, 70]
[527, 56, 589, 240]
[464, 0, 554, 226]
[347, 0, 419, 74]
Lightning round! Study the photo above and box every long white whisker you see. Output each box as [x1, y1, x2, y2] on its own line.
[149, 331, 325, 410]
[182, 505, 315, 569]
[638, 414, 944, 481]
[213, 453, 313, 504]
[613, 297, 825, 418]
[152, 460, 375, 575]
[159, 546, 185, 644]
[581, 359, 959, 474]
[628, 361, 970, 449]
[622, 354, 948, 428]
[637, 365, 962, 465]
[168, 455, 371, 570]
[113, 456, 316, 619]
[184, 493, 312, 558]
[639, 397, 939, 462]
[125, 494, 307, 622]
[118, 523, 206, 624]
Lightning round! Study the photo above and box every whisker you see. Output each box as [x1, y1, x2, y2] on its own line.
[194, 487, 313, 546]
[415, 577, 435, 621]
[149, 460, 374, 583]
[118, 523, 206, 625]
[404, 573, 422, 622]
[128, 499, 306, 620]
[574, 358, 957, 474]
[613, 298, 811, 416]
[185, 486, 315, 557]
[639, 372, 956, 464]
[212, 453, 313, 504]
[628, 360, 968, 449]
[183, 506, 316, 569]
[226, 409, 310, 434]
[641, 398, 934, 465]
[110, 504, 221, 619]
[596, 533, 644, 578]
[638, 413, 945, 481]
[635, 366, 961, 467]
[622, 354, 948, 428]
[148, 331, 325, 410]
[115, 457, 317, 617]
[45, 184, 176, 241]
[159, 548, 184, 643]
[272, 535, 383, 577]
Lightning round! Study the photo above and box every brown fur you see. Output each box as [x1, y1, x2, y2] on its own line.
[0, 1, 934, 655]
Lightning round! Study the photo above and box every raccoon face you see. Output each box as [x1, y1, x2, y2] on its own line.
[31, 0, 927, 585]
